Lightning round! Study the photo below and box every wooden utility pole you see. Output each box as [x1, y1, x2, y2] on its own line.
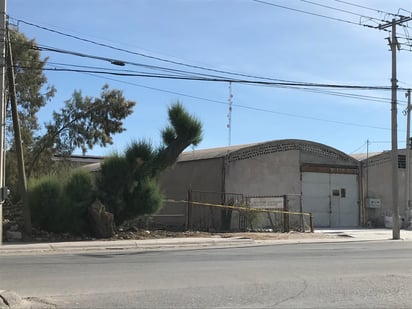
[390, 20, 400, 240]
[0, 0, 6, 245]
[378, 16, 412, 240]
[406, 89, 411, 229]
[6, 27, 31, 238]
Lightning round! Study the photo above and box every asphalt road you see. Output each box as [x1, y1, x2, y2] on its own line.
[1, 241, 412, 308]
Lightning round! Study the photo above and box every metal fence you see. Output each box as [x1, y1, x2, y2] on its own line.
[150, 190, 313, 233]
[186, 190, 313, 233]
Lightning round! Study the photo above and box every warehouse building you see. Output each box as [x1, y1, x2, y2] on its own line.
[158, 139, 361, 229]
[358, 149, 411, 228]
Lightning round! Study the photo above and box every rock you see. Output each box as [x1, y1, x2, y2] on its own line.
[0, 290, 26, 308]
[0, 290, 56, 309]
[6, 231, 22, 241]
[88, 199, 115, 238]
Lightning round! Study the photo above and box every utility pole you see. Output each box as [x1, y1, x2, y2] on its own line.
[390, 19, 400, 240]
[378, 16, 412, 240]
[406, 89, 411, 229]
[0, 0, 6, 245]
[6, 26, 31, 238]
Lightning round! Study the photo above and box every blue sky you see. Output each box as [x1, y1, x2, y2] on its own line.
[7, 0, 412, 156]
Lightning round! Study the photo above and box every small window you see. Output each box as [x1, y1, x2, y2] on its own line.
[341, 188, 346, 198]
[398, 155, 406, 168]
[332, 189, 340, 197]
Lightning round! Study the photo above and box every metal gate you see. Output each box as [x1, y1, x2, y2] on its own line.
[302, 172, 359, 227]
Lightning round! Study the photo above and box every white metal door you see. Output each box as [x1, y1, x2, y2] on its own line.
[302, 172, 359, 227]
[330, 173, 359, 227]
[302, 173, 330, 227]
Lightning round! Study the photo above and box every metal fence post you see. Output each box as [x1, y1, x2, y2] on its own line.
[187, 189, 193, 230]
[283, 195, 289, 233]
[310, 212, 314, 233]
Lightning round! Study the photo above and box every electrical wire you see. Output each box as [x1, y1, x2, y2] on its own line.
[252, 0, 380, 28]
[349, 141, 367, 154]
[232, 102, 391, 131]
[43, 60, 401, 107]
[7, 11, 410, 146]
[331, 0, 403, 18]
[41, 62, 393, 134]
[8, 38, 397, 91]
[12, 15, 412, 88]
[32, 44, 229, 80]
[12, 17, 318, 84]
[299, 0, 386, 23]
[37, 65, 399, 91]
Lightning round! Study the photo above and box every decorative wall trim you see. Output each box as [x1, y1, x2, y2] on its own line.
[227, 140, 357, 164]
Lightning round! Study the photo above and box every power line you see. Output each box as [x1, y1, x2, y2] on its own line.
[91, 73, 231, 106]
[9, 14, 410, 131]
[47, 64, 393, 133]
[299, 0, 386, 23]
[349, 141, 367, 154]
[10, 38, 397, 91]
[31, 43, 226, 80]
[13, 15, 411, 91]
[12, 17, 317, 84]
[11, 36, 411, 103]
[291, 87, 406, 105]
[44, 60, 403, 108]
[38, 65, 399, 91]
[233, 102, 391, 131]
[331, 0, 402, 18]
[252, 0, 380, 28]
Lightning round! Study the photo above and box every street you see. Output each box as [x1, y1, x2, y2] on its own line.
[1, 241, 412, 308]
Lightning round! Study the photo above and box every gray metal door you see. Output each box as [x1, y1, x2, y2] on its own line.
[330, 173, 359, 227]
[302, 173, 330, 227]
[302, 172, 359, 227]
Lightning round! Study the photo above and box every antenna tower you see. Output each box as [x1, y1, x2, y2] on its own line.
[227, 82, 233, 146]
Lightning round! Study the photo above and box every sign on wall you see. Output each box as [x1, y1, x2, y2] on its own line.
[247, 196, 284, 209]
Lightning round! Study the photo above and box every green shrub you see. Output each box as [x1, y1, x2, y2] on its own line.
[97, 155, 130, 223]
[98, 153, 164, 225]
[119, 177, 163, 223]
[125, 140, 158, 179]
[63, 169, 96, 234]
[29, 175, 64, 232]
[29, 169, 97, 235]
[65, 169, 95, 203]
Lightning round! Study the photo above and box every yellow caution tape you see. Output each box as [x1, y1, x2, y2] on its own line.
[163, 199, 312, 217]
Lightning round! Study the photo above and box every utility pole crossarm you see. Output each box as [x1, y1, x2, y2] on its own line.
[378, 16, 412, 30]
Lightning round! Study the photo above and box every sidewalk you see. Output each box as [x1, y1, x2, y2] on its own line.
[0, 228, 411, 255]
[315, 228, 412, 241]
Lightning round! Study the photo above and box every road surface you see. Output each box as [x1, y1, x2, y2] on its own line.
[1, 241, 412, 308]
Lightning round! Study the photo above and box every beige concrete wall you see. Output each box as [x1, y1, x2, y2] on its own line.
[159, 158, 224, 200]
[224, 150, 301, 196]
[158, 158, 224, 230]
[362, 151, 408, 227]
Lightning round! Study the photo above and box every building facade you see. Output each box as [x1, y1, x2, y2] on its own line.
[359, 149, 411, 228]
[158, 139, 361, 229]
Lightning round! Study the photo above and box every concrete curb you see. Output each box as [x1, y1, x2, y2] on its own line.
[0, 237, 256, 255]
[1, 229, 412, 255]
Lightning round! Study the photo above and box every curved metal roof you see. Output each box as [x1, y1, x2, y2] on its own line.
[81, 139, 359, 170]
[178, 139, 358, 164]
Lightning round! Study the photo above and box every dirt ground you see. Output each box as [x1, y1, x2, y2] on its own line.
[110, 228, 337, 241]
